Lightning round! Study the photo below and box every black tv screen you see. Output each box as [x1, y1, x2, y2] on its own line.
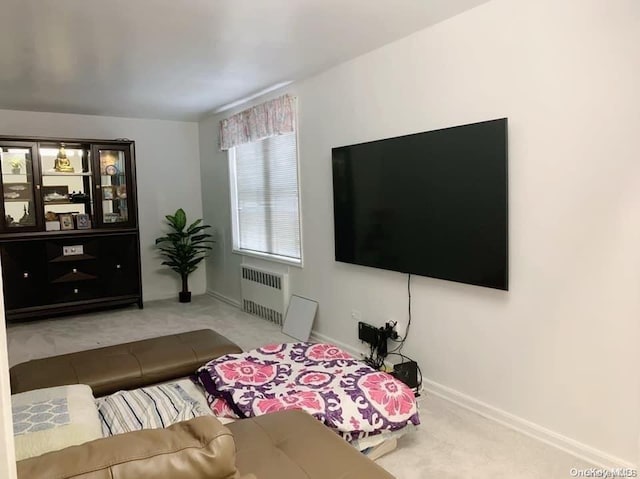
[332, 118, 508, 290]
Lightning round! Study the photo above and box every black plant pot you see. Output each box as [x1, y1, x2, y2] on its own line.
[179, 291, 192, 303]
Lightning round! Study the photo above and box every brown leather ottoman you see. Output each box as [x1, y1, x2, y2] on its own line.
[228, 410, 394, 479]
[9, 329, 242, 397]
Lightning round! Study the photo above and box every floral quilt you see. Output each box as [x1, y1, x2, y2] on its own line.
[195, 342, 420, 442]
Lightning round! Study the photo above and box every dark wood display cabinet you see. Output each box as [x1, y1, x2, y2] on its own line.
[0, 136, 143, 322]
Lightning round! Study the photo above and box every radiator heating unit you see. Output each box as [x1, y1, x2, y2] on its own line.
[240, 265, 289, 325]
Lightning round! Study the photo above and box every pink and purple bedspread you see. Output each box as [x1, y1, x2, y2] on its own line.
[196, 342, 420, 442]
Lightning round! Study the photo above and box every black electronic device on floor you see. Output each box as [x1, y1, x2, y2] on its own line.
[392, 360, 419, 389]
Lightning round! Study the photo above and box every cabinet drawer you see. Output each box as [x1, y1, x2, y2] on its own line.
[48, 282, 101, 304]
[48, 261, 99, 284]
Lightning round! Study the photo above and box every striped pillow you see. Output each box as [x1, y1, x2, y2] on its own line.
[96, 383, 210, 437]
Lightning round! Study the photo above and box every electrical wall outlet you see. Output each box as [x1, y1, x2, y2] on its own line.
[384, 321, 399, 340]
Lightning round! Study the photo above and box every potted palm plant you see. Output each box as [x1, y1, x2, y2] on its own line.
[10, 159, 22, 175]
[155, 208, 213, 303]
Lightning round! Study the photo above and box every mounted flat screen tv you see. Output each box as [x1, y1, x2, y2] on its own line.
[332, 118, 508, 290]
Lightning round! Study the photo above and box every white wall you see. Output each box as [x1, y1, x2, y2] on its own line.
[198, 116, 242, 303]
[0, 109, 205, 301]
[200, 0, 640, 466]
[0, 265, 16, 478]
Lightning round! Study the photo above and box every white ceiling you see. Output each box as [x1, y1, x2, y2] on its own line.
[0, 0, 488, 121]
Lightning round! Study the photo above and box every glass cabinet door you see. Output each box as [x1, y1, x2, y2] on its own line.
[93, 145, 135, 228]
[39, 143, 93, 231]
[0, 143, 39, 231]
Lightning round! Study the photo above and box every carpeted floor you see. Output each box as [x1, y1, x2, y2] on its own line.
[6, 295, 593, 478]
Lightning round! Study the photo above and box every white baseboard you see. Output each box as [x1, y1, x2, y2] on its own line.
[423, 379, 635, 470]
[206, 290, 241, 308]
[310, 330, 635, 471]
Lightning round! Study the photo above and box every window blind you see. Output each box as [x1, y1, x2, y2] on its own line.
[232, 132, 301, 262]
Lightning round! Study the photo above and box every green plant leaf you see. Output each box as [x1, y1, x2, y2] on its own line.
[165, 214, 176, 226]
[174, 209, 187, 231]
[187, 225, 212, 235]
[186, 219, 202, 233]
[191, 234, 212, 242]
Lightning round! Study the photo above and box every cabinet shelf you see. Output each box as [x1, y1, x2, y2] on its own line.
[43, 201, 92, 206]
[42, 172, 92, 177]
[0, 227, 136, 240]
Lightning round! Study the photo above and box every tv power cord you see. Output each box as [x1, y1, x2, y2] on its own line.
[363, 273, 421, 394]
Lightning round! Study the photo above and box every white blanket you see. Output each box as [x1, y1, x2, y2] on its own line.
[12, 385, 102, 461]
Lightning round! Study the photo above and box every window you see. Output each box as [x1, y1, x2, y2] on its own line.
[229, 132, 302, 265]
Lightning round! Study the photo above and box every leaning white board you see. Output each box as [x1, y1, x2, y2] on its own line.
[282, 295, 318, 341]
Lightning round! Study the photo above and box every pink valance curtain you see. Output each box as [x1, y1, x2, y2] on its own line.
[219, 94, 296, 150]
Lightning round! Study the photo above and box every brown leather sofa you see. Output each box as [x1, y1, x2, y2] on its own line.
[17, 416, 246, 479]
[10, 330, 396, 479]
[17, 411, 393, 479]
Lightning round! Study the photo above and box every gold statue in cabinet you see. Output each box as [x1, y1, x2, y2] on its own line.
[53, 145, 74, 173]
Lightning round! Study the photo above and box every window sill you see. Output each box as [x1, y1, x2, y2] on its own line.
[232, 248, 303, 268]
